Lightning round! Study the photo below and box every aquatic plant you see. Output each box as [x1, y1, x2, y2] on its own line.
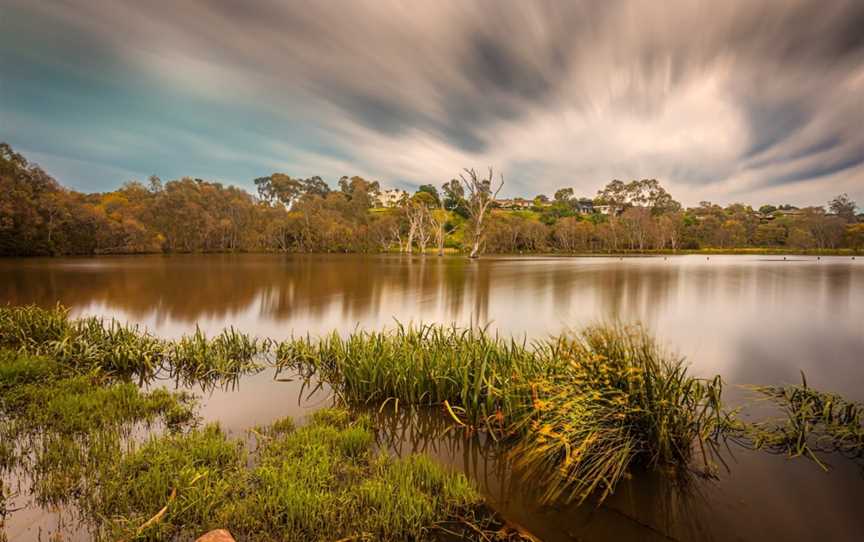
[89, 423, 247, 541]
[167, 326, 268, 388]
[279, 323, 731, 504]
[88, 408, 487, 541]
[0, 305, 163, 382]
[7, 304, 862, 525]
[0, 348, 198, 509]
[508, 325, 728, 504]
[738, 373, 864, 468]
[0, 305, 266, 387]
[276, 324, 561, 429]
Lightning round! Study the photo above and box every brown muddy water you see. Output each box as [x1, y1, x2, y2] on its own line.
[1, 254, 863, 541]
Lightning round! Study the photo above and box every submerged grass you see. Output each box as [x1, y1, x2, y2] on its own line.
[736, 373, 864, 469]
[87, 408, 485, 541]
[3, 303, 861, 535]
[0, 347, 198, 509]
[0, 310, 516, 541]
[0, 305, 266, 387]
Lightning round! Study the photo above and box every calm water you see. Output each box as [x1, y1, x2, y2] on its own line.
[2, 254, 863, 541]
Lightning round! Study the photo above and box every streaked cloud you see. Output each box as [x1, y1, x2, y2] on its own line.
[1, 0, 862, 205]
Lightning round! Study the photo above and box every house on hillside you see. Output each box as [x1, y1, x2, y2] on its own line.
[375, 189, 408, 208]
[575, 198, 594, 214]
[497, 198, 533, 210]
[774, 209, 803, 218]
[594, 204, 613, 215]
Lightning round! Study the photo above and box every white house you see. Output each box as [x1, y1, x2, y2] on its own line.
[594, 204, 613, 215]
[375, 188, 408, 208]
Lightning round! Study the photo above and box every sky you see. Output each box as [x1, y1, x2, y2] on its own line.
[1, 0, 863, 207]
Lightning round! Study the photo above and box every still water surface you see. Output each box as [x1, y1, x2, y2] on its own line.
[1, 254, 862, 541]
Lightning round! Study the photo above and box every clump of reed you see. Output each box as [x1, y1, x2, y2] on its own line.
[276, 324, 562, 429]
[738, 373, 864, 469]
[0, 305, 266, 387]
[168, 327, 268, 388]
[508, 325, 728, 504]
[0, 304, 163, 382]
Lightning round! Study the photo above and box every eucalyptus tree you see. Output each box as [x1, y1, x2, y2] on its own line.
[459, 167, 504, 259]
[403, 191, 437, 254]
[828, 193, 857, 223]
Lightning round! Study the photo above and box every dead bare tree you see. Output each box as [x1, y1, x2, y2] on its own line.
[431, 202, 447, 256]
[416, 209, 432, 253]
[460, 167, 504, 259]
[403, 191, 436, 254]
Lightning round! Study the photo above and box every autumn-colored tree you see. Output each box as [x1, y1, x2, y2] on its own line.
[2, 143, 860, 257]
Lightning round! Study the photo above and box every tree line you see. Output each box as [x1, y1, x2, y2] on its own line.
[1, 143, 861, 257]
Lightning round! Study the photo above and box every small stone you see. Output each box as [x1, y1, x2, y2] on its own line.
[196, 529, 236, 542]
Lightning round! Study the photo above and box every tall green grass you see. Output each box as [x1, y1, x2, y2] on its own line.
[169, 327, 268, 387]
[0, 305, 265, 387]
[0, 305, 163, 382]
[6, 304, 858, 512]
[277, 324, 563, 429]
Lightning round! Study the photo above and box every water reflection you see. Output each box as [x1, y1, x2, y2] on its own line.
[2, 254, 862, 394]
[371, 406, 864, 542]
[2, 253, 863, 541]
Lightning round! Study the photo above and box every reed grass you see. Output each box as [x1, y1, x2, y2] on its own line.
[507, 325, 728, 504]
[168, 326, 268, 388]
[0, 305, 163, 382]
[0, 305, 265, 387]
[276, 324, 562, 429]
[5, 304, 860, 521]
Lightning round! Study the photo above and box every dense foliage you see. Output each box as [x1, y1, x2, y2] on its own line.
[2, 143, 861, 256]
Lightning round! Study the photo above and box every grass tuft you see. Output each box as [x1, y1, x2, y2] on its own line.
[508, 324, 728, 503]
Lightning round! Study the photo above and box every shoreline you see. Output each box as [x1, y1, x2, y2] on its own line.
[1, 247, 860, 259]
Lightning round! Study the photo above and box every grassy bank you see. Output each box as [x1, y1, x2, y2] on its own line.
[466, 247, 861, 257]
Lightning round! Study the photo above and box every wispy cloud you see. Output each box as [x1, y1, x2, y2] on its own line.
[2, 0, 862, 205]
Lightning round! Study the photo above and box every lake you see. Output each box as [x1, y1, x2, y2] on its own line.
[2, 254, 863, 541]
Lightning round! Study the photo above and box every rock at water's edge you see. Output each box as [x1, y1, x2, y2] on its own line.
[195, 529, 236, 542]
